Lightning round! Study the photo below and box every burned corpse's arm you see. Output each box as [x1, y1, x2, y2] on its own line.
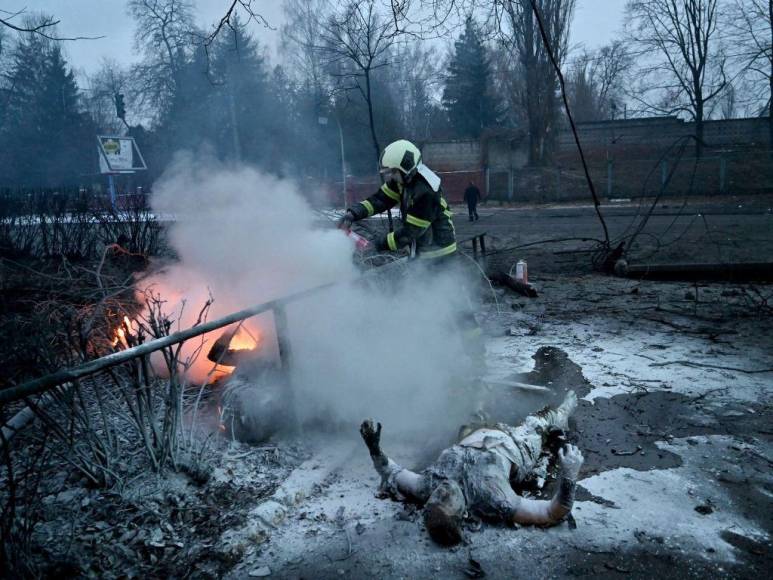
[359, 420, 425, 500]
[510, 445, 583, 526]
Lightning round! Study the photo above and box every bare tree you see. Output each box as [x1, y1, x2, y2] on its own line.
[204, 0, 272, 49]
[319, 0, 398, 164]
[83, 59, 131, 134]
[626, 0, 727, 156]
[391, 40, 443, 139]
[127, 0, 197, 122]
[281, 0, 332, 109]
[0, 7, 102, 40]
[725, 0, 772, 142]
[718, 82, 737, 118]
[494, 0, 577, 165]
[568, 41, 632, 122]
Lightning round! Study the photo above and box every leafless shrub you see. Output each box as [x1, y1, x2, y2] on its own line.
[0, 189, 161, 260]
[0, 427, 53, 578]
[93, 195, 162, 257]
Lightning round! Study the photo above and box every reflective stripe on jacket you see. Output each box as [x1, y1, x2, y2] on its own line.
[348, 172, 456, 258]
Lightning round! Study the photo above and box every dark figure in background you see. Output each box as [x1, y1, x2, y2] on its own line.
[360, 390, 583, 545]
[464, 181, 481, 221]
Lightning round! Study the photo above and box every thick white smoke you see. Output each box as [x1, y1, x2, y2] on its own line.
[142, 153, 475, 435]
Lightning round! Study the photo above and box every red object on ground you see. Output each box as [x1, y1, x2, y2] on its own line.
[347, 230, 370, 251]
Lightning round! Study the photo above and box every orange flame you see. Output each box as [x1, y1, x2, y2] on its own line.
[211, 326, 261, 376]
[112, 326, 128, 349]
[112, 315, 135, 349]
[228, 326, 260, 352]
[134, 276, 270, 383]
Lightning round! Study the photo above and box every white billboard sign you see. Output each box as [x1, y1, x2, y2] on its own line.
[97, 136, 147, 174]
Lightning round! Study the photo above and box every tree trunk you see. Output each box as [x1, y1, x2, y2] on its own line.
[363, 69, 381, 164]
[364, 68, 392, 230]
[522, 9, 542, 166]
[695, 100, 704, 158]
[769, 0, 772, 153]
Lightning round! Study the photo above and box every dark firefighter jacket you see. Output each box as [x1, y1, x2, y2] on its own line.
[348, 165, 457, 259]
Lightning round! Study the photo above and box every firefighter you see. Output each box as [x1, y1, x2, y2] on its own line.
[338, 139, 484, 366]
[337, 139, 457, 260]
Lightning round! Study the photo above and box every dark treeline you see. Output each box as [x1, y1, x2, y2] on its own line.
[0, 0, 770, 189]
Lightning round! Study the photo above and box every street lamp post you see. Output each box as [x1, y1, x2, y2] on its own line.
[319, 115, 347, 209]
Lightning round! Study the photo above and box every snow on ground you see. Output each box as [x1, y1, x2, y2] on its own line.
[576, 435, 770, 562]
[221, 270, 772, 578]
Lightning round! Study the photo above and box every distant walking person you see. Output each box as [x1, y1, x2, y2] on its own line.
[464, 181, 481, 221]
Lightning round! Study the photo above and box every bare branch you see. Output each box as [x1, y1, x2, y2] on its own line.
[203, 0, 274, 49]
[0, 10, 103, 40]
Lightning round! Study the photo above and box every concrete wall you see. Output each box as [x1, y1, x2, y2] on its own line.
[487, 140, 529, 170]
[333, 117, 771, 206]
[558, 116, 771, 155]
[422, 140, 481, 171]
[417, 117, 772, 201]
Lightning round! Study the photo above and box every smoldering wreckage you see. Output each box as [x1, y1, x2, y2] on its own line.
[1, 156, 772, 579]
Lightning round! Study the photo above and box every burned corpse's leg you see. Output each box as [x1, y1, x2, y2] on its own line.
[359, 420, 426, 501]
[534, 389, 577, 432]
[504, 391, 582, 525]
[504, 390, 579, 483]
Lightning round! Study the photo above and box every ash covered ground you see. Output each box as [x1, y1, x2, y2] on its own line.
[5, 199, 772, 579]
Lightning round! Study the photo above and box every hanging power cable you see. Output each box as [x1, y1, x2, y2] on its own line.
[528, 0, 610, 253]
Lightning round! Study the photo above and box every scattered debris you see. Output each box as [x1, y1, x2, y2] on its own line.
[490, 271, 538, 298]
[248, 565, 272, 577]
[650, 360, 773, 374]
[611, 445, 643, 456]
[463, 556, 486, 578]
[694, 502, 714, 515]
[604, 561, 632, 573]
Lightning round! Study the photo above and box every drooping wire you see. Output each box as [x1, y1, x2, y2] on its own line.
[528, 0, 610, 253]
[457, 250, 502, 315]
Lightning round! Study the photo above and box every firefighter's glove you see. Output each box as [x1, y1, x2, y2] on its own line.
[338, 210, 355, 231]
[360, 419, 382, 456]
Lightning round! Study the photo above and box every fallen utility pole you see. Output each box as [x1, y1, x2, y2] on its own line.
[490, 271, 539, 298]
[0, 281, 334, 406]
[622, 262, 773, 282]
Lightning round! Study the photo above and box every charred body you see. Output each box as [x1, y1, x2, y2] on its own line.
[360, 390, 583, 545]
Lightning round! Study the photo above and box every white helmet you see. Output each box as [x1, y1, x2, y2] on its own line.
[380, 139, 421, 178]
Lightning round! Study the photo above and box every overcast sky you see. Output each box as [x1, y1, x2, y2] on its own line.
[2, 0, 627, 77]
